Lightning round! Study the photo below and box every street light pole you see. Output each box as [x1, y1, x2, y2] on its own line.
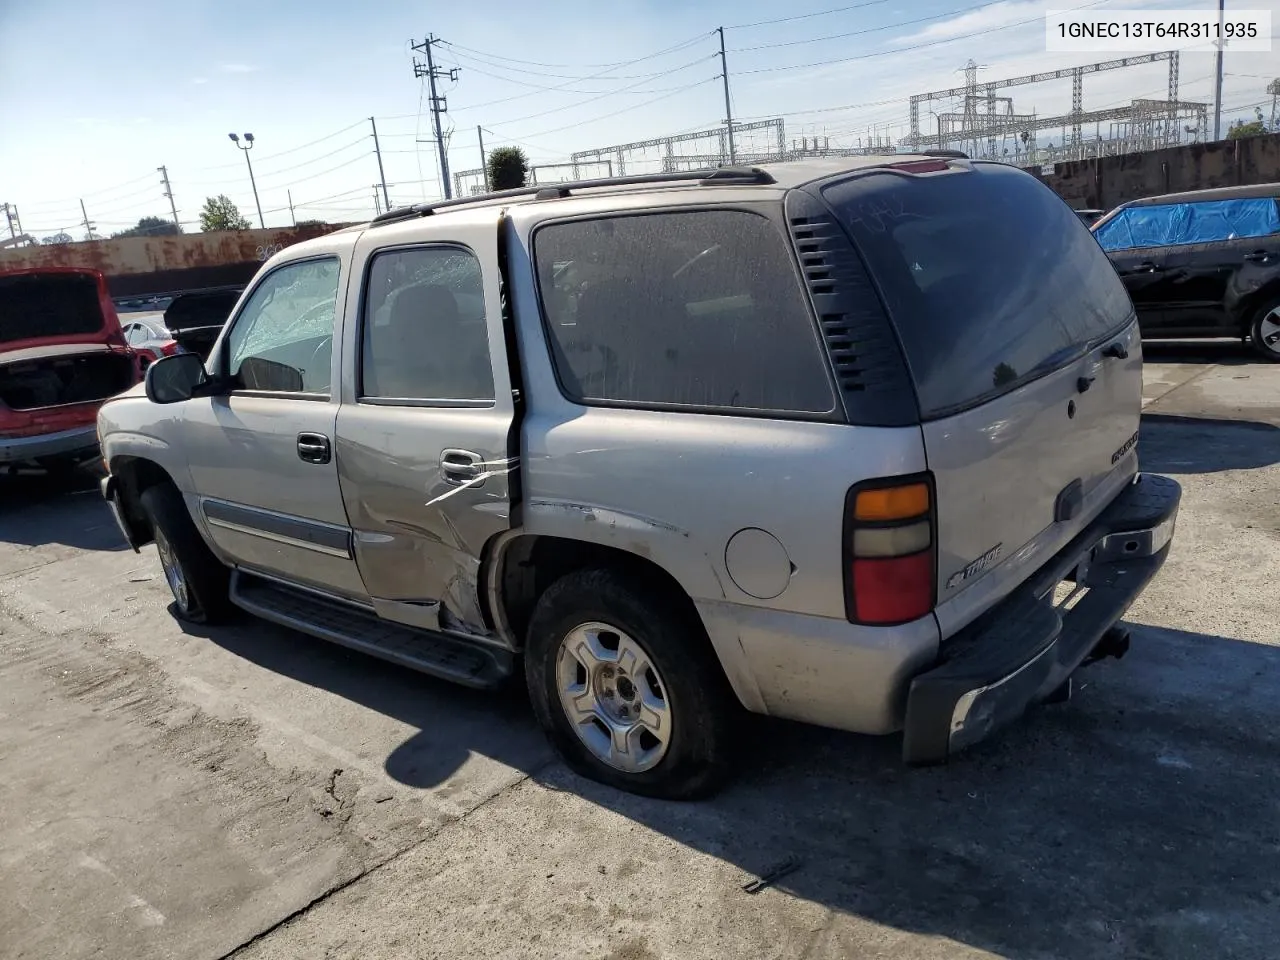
[228, 132, 265, 229]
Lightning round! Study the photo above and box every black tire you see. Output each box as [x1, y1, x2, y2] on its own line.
[139, 484, 233, 625]
[525, 567, 738, 800]
[1247, 297, 1280, 362]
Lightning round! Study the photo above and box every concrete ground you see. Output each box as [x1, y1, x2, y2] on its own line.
[2, 341, 1279, 960]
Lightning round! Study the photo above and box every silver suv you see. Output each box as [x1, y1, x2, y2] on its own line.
[98, 158, 1181, 799]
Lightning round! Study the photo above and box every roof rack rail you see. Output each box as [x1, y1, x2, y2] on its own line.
[919, 149, 969, 159]
[369, 165, 776, 227]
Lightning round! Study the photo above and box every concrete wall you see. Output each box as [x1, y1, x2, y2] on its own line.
[0, 223, 350, 298]
[1030, 133, 1280, 210]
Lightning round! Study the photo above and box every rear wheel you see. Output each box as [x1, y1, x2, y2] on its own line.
[524, 568, 738, 800]
[1247, 297, 1280, 362]
[139, 484, 233, 624]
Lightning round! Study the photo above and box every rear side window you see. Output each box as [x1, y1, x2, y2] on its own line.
[533, 210, 836, 416]
[1094, 197, 1280, 251]
[359, 245, 495, 403]
[823, 163, 1133, 418]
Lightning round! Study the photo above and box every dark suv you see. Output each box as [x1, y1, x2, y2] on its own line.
[1091, 183, 1280, 360]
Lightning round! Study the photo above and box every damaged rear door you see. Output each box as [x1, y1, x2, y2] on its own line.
[334, 207, 517, 637]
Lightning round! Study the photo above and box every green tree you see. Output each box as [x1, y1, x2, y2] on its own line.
[112, 215, 181, 239]
[487, 146, 529, 191]
[200, 194, 252, 231]
[1227, 119, 1267, 140]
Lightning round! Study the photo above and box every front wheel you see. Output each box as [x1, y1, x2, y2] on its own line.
[1247, 298, 1280, 362]
[524, 568, 738, 800]
[140, 484, 233, 624]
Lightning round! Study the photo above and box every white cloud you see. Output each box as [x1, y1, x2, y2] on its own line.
[897, 0, 1050, 46]
[218, 63, 258, 74]
[191, 77, 209, 85]
[891, 0, 1211, 47]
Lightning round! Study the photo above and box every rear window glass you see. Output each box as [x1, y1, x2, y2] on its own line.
[1093, 197, 1280, 251]
[823, 163, 1132, 418]
[533, 210, 836, 416]
[0, 273, 104, 344]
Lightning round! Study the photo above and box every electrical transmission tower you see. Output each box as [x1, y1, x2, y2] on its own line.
[410, 34, 460, 200]
[902, 52, 1205, 165]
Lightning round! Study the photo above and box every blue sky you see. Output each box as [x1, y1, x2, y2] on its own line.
[1, 0, 1276, 235]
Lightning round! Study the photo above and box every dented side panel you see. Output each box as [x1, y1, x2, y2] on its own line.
[335, 406, 515, 634]
[333, 207, 516, 640]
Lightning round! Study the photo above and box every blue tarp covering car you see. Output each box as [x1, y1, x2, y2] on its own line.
[1094, 197, 1280, 251]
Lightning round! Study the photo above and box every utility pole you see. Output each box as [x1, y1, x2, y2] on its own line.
[411, 34, 459, 199]
[1, 203, 15, 239]
[79, 199, 97, 240]
[373, 186, 382, 216]
[478, 125, 490, 190]
[370, 116, 390, 211]
[287, 189, 296, 226]
[716, 27, 737, 164]
[157, 165, 181, 232]
[1213, 0, 1226, 139]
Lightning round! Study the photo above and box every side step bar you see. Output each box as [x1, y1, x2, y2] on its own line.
[230, 571, 513, 689]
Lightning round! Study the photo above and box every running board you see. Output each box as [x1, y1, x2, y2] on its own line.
[229, 571, 512, 689]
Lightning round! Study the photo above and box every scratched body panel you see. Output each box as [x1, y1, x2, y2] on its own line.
[333, 207, 516, 635]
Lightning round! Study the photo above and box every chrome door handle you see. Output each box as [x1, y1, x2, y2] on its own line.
[297, 433, 331, 465]
[440, 448, 484, 487]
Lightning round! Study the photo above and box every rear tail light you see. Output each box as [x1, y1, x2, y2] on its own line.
[844, 475, 936, 626]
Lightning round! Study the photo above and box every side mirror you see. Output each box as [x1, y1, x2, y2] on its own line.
[145, 352, 209, 404]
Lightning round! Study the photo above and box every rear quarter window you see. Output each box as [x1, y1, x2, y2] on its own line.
[532, 209, 837, 417]
[822, 162, 1133, 418]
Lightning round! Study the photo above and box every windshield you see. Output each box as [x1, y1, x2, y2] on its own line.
[821, 162, 1133, 418]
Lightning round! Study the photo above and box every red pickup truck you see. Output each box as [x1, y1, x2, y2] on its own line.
[0, 266, 142, 473]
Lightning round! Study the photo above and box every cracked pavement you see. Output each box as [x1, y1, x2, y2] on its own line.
[2, 342, 1279, 960]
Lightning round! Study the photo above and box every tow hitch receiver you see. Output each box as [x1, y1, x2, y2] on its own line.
[1083, 625, 1131, 667]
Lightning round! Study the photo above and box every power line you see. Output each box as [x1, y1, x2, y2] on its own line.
[725, 0, 892, 30]
[732, 0, 1002, 52]
[484, 77, 718, 144]
[439, 32, 712, 82]
[479, 52, 718, 128]
[737, 0, 1111, 75]
[257, 152, 372, 187]
[185, 119, 370, 172]
[440, 41, 688, 70]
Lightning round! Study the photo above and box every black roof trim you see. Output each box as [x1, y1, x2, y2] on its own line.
[368, 166, 777, 228]
[1120, 181, 1280, 207]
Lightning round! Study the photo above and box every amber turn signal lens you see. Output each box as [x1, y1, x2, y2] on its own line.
[853, 482, 930, 522]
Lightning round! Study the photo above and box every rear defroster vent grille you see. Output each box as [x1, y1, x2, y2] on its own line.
[785, 189, 919, 427]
